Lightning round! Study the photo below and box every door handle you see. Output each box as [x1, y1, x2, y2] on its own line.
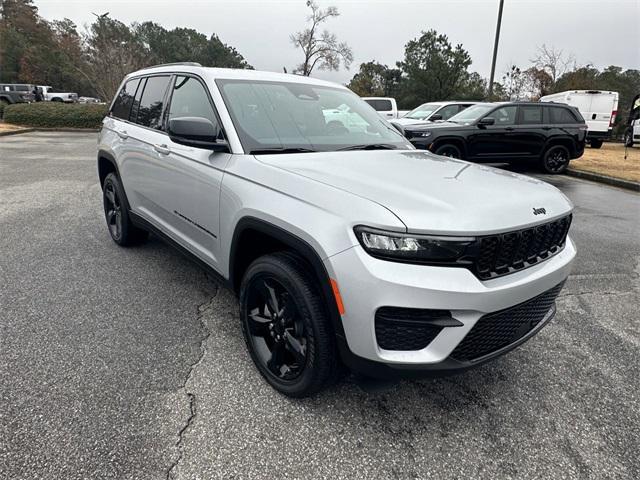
[154, 143, 171, 155]
[117, 130, 128, 140]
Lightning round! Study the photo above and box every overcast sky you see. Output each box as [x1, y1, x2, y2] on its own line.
[36, 0, 639, 84]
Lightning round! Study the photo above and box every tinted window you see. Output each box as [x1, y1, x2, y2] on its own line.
[15, 85, 30, 92]
[365, 99, 393, 111]
[438, 104, 461, 120]
[520, 105, 542, 124]
[135, 76, 171, 130]
[549, 106, 579, 124]
[111, 79, 140, 120]
[489, 106, 517, 125]
[168, 76, 218, 129]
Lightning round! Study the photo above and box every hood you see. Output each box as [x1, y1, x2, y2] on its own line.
[404, 121, 464, 132]
[392, 117, 431, 126]
[257, 150, 573, 235]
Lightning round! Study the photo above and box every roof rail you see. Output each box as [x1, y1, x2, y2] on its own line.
[139, 62, 202, 70]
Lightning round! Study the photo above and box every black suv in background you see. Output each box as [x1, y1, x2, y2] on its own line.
[404, 102, 587, 173]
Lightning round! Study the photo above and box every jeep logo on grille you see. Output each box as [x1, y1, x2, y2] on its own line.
[533, 207, 546, 215]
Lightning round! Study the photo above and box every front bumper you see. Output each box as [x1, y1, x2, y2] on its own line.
[325, 236, 576, 377]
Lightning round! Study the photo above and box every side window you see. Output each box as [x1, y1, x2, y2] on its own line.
[488, 106, 517, 125]
[520, 105, 543, 124]
[549, 106, 578, 124]
[438, 104, 461, 120]
[135, 76, 171, 130]
[111, 78, 140, 120]
[167, 76, 220, 136]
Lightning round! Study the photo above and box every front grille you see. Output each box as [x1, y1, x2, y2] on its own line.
[473, 215, 572, 280]
[375, 307, 451, 351]
[450, 282, 564, 362]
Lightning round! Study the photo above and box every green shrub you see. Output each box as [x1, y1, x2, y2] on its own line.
[3, 102, 108, 129]
[0, 102, 6, 119]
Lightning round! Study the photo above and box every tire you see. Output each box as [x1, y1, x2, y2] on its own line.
[102, 173, 148, 246]
[434, 143, 462, 159]
[624, 131, 634, 147]
[239, 252, 339, 397]
[51, 97, 63, 102]
[541, 145, 570, 174]
[590, 139, 603, 149]
[0, 98, 9, 106]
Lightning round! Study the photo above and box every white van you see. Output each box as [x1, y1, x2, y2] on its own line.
[540, 90, 618, 148]
[362, 97, 399, 119]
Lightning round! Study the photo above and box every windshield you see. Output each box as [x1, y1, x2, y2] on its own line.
[448, 104, 495, 124]
[405, 103, 442, 120]
[216, 80, 411, 153]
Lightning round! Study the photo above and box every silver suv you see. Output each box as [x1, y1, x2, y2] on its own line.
[98, 63, 576, 397]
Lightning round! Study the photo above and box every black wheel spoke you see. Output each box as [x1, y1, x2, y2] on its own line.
[266, 343, 287, 377]
[284, 330, 306, 364]
[248, 309, 271, 336]
[105, 187, 116, 205]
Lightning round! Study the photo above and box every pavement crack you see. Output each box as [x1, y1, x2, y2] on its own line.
[166, 274, 218, 480]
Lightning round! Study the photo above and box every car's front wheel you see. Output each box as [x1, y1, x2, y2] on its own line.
[590, 139, 603, 149]
[102, 173, 148, 246]
[239, 252, 338, 397]
[434, 143, 462, 159]
[541, 145, 570, 174]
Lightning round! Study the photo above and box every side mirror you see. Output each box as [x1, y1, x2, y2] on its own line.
[478, 117, 495, 127]
[168, 117, 229, 152]
[430, 114, 443, 121]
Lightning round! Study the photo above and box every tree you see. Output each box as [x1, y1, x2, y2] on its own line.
[290, 0, 352, 76]
[346, 61, 401, 97]
[396, 30, 472, 107]
[531, 44, 575, 85]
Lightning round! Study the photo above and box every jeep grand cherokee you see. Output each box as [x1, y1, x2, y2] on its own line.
[97, 64, 576, 397]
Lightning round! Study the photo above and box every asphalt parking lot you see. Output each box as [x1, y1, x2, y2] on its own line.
[1, 131, 639, 479]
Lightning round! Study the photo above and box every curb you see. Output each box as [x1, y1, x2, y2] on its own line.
[566, 168, 640, 192]
[0, 128, 35, 137]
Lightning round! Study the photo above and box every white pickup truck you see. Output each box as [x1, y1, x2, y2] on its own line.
[362, 97, 409, 119]
[38, 85, 78, 103]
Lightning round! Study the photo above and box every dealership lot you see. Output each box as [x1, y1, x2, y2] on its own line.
[1, 132, 639, 479]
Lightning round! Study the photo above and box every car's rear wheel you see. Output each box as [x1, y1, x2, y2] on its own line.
[590, 139, 603, 149]
[541, 145, 570, 174]
[434, 144, 462, 159]
[102, 173, 148, 246]
[239, 252, 338, 397]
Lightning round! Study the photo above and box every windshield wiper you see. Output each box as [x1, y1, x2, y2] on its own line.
[250, 147, 317, 154]
[337, 143, 399, 151]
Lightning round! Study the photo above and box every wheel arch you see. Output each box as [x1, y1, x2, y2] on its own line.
[431, 136, 468, 158]
[229, 216, 346, 339]
[543, 137, 576, 158]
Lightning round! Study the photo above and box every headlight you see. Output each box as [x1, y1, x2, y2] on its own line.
[354, 226, 475, 263]
[413, 131, 432, 137]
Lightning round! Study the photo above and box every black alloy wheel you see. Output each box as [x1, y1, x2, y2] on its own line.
[245, 275, 308, 381]
[542, 145, 570, 174]
[102, 173, 148, 246]
[104, 181, 123, 241]
[239, 252, 339, 397]
[434, 144, 462, 159]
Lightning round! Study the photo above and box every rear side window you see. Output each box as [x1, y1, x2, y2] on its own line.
[111, 79, 140, 120]
[168, 76, 219, 128]
[520, 105, 542, 124]
[549, 106, 579, 124]
[438, 104, 462, 120]
[365, 99, 392, 111]
[135, 76, 171, 130]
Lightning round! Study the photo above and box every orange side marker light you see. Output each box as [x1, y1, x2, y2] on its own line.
[330, 278, 345, 316]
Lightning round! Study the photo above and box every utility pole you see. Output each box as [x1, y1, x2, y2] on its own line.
[488, 0, 505, 98]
